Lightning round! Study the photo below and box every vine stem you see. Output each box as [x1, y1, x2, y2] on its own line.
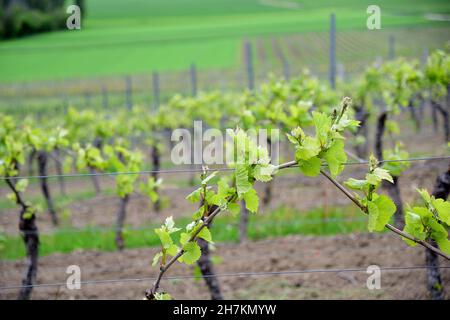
[146, 160, 450, 297]
[146, 161, 298, 297]
[147, 194, 238, 297]
[5, 178, 28, 210]
[319, 169, 450, 260]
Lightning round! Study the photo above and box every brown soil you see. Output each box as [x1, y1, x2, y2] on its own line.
[0, 233, 449, 300]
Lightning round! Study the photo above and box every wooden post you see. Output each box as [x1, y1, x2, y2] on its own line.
[245, 40, 255, 91]
[190, 63, 198, 97]
[329, 13, 336, 89]
[102, 85, 109, 109]
[125, 76, 132, 110]
[388, 35, 395, 60]
[152, 72, 160, 111]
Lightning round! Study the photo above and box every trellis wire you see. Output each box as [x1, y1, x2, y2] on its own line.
[1, 155, 449, 181]
[0, 265, 449, 291]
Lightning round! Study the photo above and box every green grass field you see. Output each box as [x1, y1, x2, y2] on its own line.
[0, 0, 449, 82]
[0, 205, 366, 260]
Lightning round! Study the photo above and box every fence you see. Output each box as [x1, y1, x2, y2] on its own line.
[0, 22, 449, 116]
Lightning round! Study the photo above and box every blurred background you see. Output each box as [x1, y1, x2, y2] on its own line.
[0, 0, 449, 115]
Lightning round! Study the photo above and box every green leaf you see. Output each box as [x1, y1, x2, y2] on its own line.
[253, 164, 275, 182]
[295, 136, 321, 160]
[365, 173, 381, 186]
[344, 178, 369, 191]
[182, 242, 201, 265]
[323, 140, 346, 177]
[197, 227, 213, 243]
[367, 195, 396, 232]
[402, 211, 427, 246]
[202, 171, 218, 185]
[153, 292, 172, 300]
[166, 244, 179, 256]
[15, 179, 28, 193]
[298, 157, 321, 177]
[372, 167, 394, 183]
[179, 232, 190, 246]
[152, 252, 162, 266]
[312, 111, 331, 146]
[417, 189, 431, 204]
[432, 198, 450, 225]
[235, 165, 252, 197]
[186, 187, 202, 203]
[425, 218, 450, 254]
[243, 188, 259, 213]
[192, 207, 203, 220]
[164, 216, 180, 233]
[436, 237, 450, 255]
[227, 202, 240, 216]
[367, 201, 379, 232]
[155, 228, 173, 249]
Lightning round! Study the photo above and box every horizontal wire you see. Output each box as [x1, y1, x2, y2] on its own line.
[0, 265, 449, 291]
[1, 155, 449, 181]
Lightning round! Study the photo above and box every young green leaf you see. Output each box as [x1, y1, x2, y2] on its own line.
[298, 157, 321, 177]
[243, 188, 259, 213]
[431, 198, 450, 225]
[367, 195, 396, 232]
[323, 139, 346, 177]
[182, 242, 202, 265]
[197, 227, 213, 243]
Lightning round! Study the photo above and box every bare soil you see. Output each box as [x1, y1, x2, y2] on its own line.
[0, 233, 449, 300]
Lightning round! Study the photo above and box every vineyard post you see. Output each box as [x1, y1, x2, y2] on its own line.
[125, 76, 133, 110]
[426, 163, 450, 300]
[102, 85, 109, 109]
[61, 92, 68, 115]
[418, 48, 429, 120]
[353, 104, 369, 158]
[84, 91, 91, 107]
[283, 59, 291, 81]
[388, 35, 396, 60]
[329, 13, 336, 89]
[188, 63, 199, 186]
[239, 40, 255, 242]
[245, 40, 255, 91]
[272, 38, 290, 81]
[190, 63, 198, 97]
[152, 71, 160, 112]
